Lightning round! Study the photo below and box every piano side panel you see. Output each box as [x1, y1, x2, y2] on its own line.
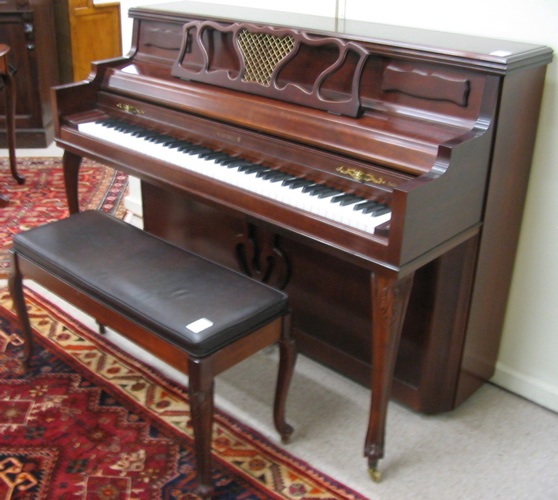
[283, 233, 478, 414]
[388, 75, 500, 265]
[142, 183, 479, 414]
[454, 64, 550, 406]
[51, 56, 131, 136]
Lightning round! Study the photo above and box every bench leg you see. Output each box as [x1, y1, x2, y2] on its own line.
[8, 251, 33, 366]
[188, 357, 215, 498]
[274, 312, 296, 443]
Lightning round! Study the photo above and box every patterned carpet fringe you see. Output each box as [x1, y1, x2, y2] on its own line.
[0, 287, 368, 498]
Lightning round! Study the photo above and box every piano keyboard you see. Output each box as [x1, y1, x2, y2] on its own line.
[78, 119, 391, 234]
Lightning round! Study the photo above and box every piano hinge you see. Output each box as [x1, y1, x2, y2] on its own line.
[337, 166, 387, 185]
[117, 103, 145, 115]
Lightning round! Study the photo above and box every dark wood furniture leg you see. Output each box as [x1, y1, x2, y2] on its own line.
[62, 150, 83, 214]
[0, 44, 24, 187]
[366, 272, 414, 480]
[187, 314, 295, 495]
[8, 252, 34, 365]
[188, 356, 216, 498]
[274, 312, 296, 441]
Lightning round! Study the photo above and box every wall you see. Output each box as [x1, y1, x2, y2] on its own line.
[119, 0, 558, 413]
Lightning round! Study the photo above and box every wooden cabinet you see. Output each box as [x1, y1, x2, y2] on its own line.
[54, 0, 122, 83]
[0, 0, 121, 148]
[0, 0, 59, 147]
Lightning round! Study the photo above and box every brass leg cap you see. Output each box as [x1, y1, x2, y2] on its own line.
[369, 466, 382, 482]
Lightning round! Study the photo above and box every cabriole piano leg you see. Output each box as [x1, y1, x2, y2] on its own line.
[366, 272, 414, 481]
[62, 150, 83, 214]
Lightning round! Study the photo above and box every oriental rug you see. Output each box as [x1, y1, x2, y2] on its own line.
[0, 287, 368, 499]
[0, 157, 128, 279]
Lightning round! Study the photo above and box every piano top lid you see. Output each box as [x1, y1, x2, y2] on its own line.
[134, 1, 553, 73]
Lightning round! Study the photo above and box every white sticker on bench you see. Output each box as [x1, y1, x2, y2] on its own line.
[186, 318, 214, 333]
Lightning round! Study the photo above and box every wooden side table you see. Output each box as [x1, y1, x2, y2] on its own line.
[0, 43, 24, 207]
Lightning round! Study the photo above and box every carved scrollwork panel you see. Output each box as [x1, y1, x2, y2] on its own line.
[235, 223, 291, 290]
[172, 20, 369, 117]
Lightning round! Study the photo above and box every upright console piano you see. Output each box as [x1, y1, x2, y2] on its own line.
[52, 1, 553, 479]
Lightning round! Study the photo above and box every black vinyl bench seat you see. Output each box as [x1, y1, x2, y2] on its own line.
[9, 209, 296, 498]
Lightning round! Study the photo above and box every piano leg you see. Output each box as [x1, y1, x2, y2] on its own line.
[2, 63, 24, 185]
[366, 272, 414, 481]
[63, 150, 83, 214]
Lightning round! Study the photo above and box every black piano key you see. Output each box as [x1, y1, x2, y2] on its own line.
[168, 140, 192, 150]
[331, 193, 363, 205]
[236, 162, 260, 172]
[283, 178, 314, 189]
[177, 143, 204, 153]
[355, 202, 389, 215]
[294, 181, 317, 190]
[257, 169, 283, 178]
[110, 122, 128, 132]
[257, 169, 277, 178]
[307, 186, 336, 196]
[217, 157, 240, 166]
[342, 196, 365, 206]
[317, 188, 343, 199]
[100, 120, 120, 130]
[226, 159, 253, 169]
[202, 151, 229, 162]
[353, 200, 380, 212]
[244, 165, 270, 175]
[146, 134, 169, 143]
[281, 177, 301, 186]
[330, 193, 352, 203]
[302, 184, 327, 194]
[367, 205, 391, 216]
[98, 118, 115, 126]
[118, 120, 133, 129]
[162, 138, 185, 147]
[191, 147, 214, 157]
[135, 130, 158, 139]
[262, 171, 295, 183]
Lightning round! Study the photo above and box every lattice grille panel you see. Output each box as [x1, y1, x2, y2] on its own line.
[238, 29, 295, 86]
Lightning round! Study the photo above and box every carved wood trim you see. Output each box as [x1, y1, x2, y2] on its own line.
[382, 65, 471, 106]
[235, 223, 291, 289]
[171, 20, 369, 117]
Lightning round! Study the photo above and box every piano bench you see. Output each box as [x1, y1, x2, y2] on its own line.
[9, 209, 296, 498]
